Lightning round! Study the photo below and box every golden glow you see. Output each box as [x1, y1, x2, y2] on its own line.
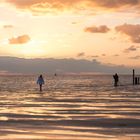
[0, 1, 140, 66]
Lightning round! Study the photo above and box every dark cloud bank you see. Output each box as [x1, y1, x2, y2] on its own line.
[0, 56, 137, 74]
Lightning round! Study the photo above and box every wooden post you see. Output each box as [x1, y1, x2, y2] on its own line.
[133, 69, 135, 85]
[135, 77, 138, 85]
[138, 77, 140, 85]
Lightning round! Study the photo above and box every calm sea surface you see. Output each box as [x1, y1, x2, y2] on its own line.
[0, 75, 140, 140]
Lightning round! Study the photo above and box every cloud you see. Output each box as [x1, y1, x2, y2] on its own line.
[102, 54, 106, 56]
[77, 52, 85, 57]
[3, 25, 14, 29]
[84, 25, 110, 33]
[113, 54, 119, 56]
[5, 0, 85, 15]
[91, 55, 99, 58]
[0, 56, 134, 74]
[124, 45, 139, 53]
[8, 35, 30, 44]
[5, 0, 140, 15]
[129, 55, 140, 59]
[92, 0, 139, 8]
[115, 23, 140, 43]
[72, 22, 79, 24]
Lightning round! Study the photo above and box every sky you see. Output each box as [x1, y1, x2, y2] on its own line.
[0, 0, 140, 69]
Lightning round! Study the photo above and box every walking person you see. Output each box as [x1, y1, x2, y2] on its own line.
[113, 73, 119, 87]
[37, 75, 45, 92]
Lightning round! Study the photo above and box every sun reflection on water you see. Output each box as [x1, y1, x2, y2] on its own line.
[0, 75, 140, 139]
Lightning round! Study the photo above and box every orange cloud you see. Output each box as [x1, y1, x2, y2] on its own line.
[123, 45, 139, 53]
[115, 24, 140, 43]
[92, 55, 99, 58]
[129, 55, 140, 59]
[85, 25, 110, 33]
[113, 54, 119, 56]
[9, 35, 30, 44]
[92, 0, 139, 8]
[5, 0, 140, 15]
[5, 0, 85, 14]
[77, 52, 85, 57]
[3, 25, 14, 28]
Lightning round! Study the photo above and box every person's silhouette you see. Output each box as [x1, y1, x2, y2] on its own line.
[37, 75, 45, 91]
[113, 73, 119, 87]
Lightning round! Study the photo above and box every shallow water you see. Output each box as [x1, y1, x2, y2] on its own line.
[0, 75, 140, 140]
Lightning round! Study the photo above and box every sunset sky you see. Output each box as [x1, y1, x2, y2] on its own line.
[0, 0, 140, 67]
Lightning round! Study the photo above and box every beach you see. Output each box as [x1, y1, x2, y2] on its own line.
[0, 75, 140, 140]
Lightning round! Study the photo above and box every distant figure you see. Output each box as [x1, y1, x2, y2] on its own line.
[54, 73, 57, 76]
[37, 75, 45, 91]
[113, 73, 119, 87]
